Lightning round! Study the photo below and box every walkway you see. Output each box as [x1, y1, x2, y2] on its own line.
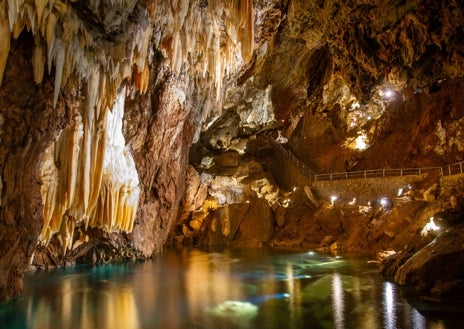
[268, 137, 464, 182]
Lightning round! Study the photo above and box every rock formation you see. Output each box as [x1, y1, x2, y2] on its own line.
[1, 0, 464, 301]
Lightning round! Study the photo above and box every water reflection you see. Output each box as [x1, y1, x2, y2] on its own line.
[332, 272, 344, 329]
[24, 267, 140, 329]
[1, 248, 463, 329]
[383, 281, 396, 329]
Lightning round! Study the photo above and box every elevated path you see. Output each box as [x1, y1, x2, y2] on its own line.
[267, 136, 464, 206]
[268, 136, 464, 182]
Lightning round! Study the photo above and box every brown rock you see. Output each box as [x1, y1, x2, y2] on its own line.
[214, 151, 241, 167]
[395, 224, 464, 297]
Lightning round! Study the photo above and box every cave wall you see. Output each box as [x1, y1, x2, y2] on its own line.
[126, 70, 198, 256]
[0, 35, 65, 300]
[243, 0, 464, 173]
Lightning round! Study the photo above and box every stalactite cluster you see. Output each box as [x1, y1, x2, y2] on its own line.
[39, 88, 139, 253]
[154, 0, 254, 100]
[0, 0, 255, 253]
[0, 0, 152, 105]
[0, 0, 149, 252]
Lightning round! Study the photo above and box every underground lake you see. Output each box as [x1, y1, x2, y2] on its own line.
[0, 248, 463, 329]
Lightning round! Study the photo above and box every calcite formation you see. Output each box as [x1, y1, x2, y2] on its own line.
[39, 89, 139, 254]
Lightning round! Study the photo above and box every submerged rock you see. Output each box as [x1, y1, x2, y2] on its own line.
[203, 301, 258, 329]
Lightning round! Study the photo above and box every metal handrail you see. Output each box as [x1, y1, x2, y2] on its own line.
[314, 162, 464, 181]
[267, 137, 318, 179]
[267, 136, 464, 182]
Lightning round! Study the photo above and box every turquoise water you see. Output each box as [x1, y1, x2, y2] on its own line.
[0, 248, 463, 328]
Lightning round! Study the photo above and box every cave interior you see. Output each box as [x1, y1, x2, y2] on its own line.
[0, 0, 464, 303]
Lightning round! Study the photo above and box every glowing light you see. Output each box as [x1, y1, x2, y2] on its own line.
[39, 88, 139, 251]
[307, 251, 315, 255]
[384, 89, 393, 98]
[355, 133, 369, 150]
[397, 188, 403, 196]
[332, 273, 345, 329]
[292, 187, 297, 192]
[330, 195, 338, 206]
[421, 217, 440, 236]
[380, 198, 389, 207]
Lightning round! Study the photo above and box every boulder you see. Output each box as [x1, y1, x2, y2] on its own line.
[394, 224, 464, 297]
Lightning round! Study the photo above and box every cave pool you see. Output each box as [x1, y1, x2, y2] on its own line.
[1, 248, 463, 329]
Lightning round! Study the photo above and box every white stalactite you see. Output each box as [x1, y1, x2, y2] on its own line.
[39, 87, 139, 252]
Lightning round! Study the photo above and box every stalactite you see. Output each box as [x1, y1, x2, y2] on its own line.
[133, 62, 149, 94]
[53, 39, 65, 107]
[32, 35, 45, 84]
[0, 0, 149, 254]
[39, 145, 59, 244]
[39, 87, 139, 250]
[0, 0, 10, 84]
[154, 0, 254, 100]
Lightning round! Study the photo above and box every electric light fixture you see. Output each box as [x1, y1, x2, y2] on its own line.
[330, 195, 338, 205]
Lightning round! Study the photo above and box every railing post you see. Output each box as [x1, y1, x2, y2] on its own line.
[383, 169, 385, 177]
[364, 171, 366, 179]
[461, 162, 463, 174]
[449, 166, 451, 175]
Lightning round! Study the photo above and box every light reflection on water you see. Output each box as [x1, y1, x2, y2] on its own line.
[0, 248, 463, 329]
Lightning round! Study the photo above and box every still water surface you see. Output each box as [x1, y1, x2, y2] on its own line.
[1, 248, 463, 329]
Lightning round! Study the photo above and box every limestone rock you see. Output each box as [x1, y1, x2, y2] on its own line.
[394, 224, 464, 297]
[214, 151, 241, 167]
[201, 111, 241, 151]
[178, 165, 209, 223]
[198, 198, 274, 248]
